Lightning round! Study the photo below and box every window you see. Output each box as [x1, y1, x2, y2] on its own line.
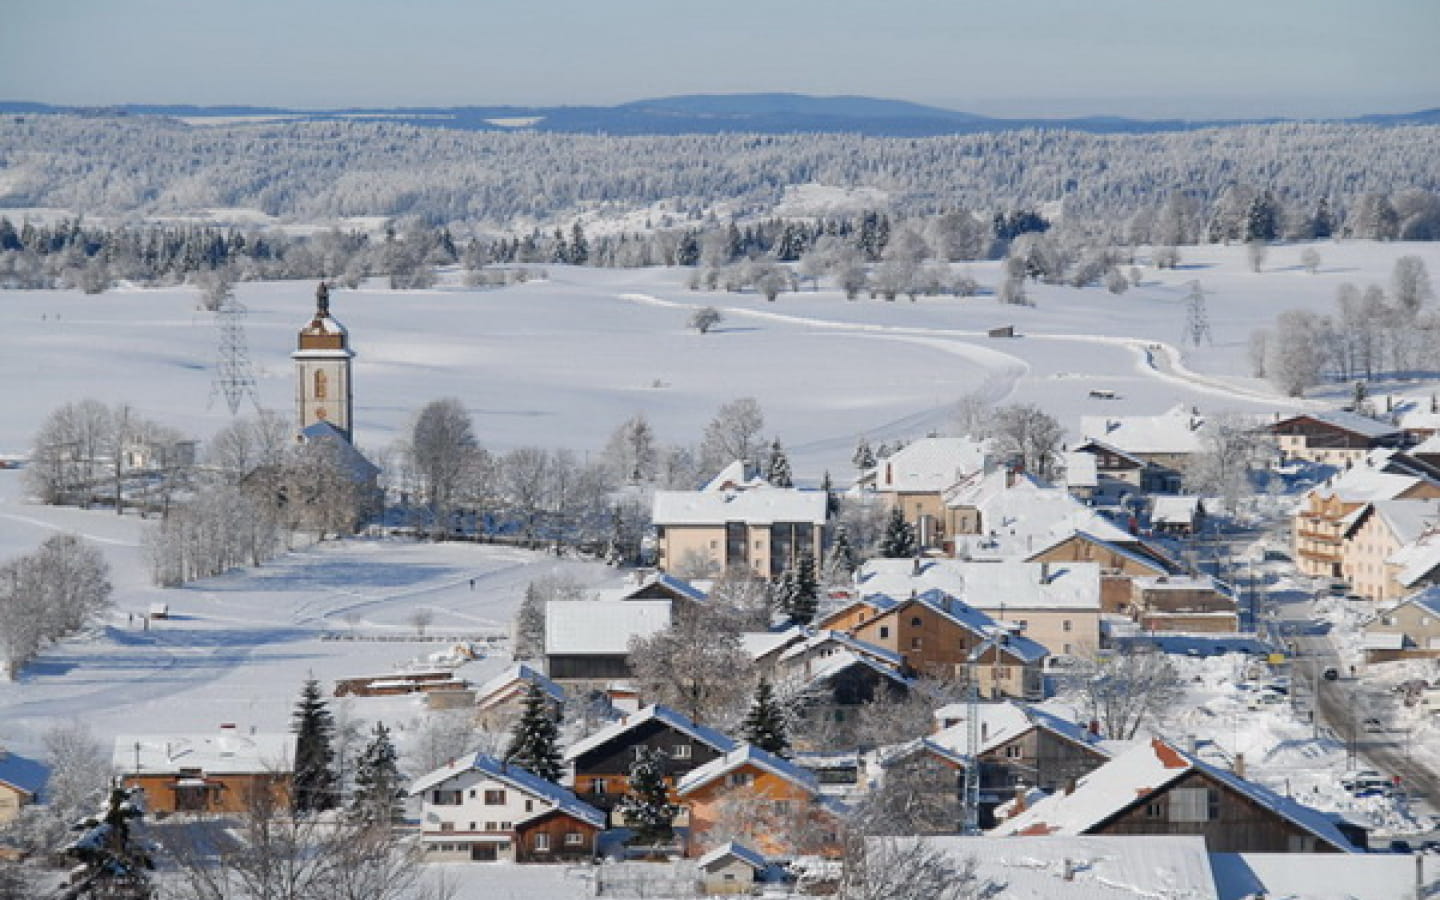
[1063, 619, 1073, 632]
[525, 799, 533, 812]
[439, 822, 455, 832]
[911, 616, 924, 627]
[1168, 787, 1218, 823]
[485, 821, 497, 831]
[673, 744, 692, 759]
[469, 822, 476, 830]
[565, 832, 585, 846]
[1146, 801, 1164, 819]
[726, 772, 753, 788]
[910, 637, 922, 650]
[313, 370, 328, 399]
[484, 789, 506, 805]
[773, 800, 793, 816]
[590, 779, 608, 795]
[879, 626, 890, 639]
[534, 833, 550, 851]
[432, 790, 462, 806]
[1004, 745, 1022, 759]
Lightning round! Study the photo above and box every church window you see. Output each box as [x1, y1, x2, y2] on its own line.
[314, 370, 328, 399]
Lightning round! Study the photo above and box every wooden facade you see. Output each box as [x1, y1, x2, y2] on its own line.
[513, 808, 600, 863]
[570, 718, 731, 810]
[121, 771, 291, 815]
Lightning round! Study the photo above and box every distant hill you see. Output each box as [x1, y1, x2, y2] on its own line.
[0, 92, 1434, 137]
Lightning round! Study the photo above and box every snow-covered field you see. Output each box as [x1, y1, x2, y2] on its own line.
[2, 240, 1439, 894]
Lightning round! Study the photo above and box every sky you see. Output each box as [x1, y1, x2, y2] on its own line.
[1, 0, 1436, 119]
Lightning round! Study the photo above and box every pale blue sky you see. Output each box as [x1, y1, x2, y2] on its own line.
[2, 0, 1435, 118]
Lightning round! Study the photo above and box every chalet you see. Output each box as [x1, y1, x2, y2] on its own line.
[857, 437, 990, 550]
[0, 748, 45, 826]
[1150, 495, 1206, 536]
[1129, 575, 1239, 632]
[943, 468, 1140, 561]
[696, 841, 769, 895]
[564, 704, 738, 811]
[1072, 438, 1175, 497]
[113, 726, 294, 814]
[992, 738, 1366, 853]
[408, 753, 605, 863]
[676, 743, 845, 859]
[1292, 449, 1440, 580]
[1027, 529, 1183, 614]
[473, 664, 565, 731]
[1387, 527, 1440, 598]
[592, 571, 708, 606]
[1361, 586, 1440, 663]
[835, 590, 1048, 698]
[1058, 449, 1098, 501]
[771, 633, 914, 745]
[543, 599, 670, 685]
[651, 486, 827, 580]
[885, 700, 1109, 829]
[847, 558, 1102, 661]
[1268, 411, 1405, 467]
[1080, 404, 1210, 488]
[333, 669, 465, 698]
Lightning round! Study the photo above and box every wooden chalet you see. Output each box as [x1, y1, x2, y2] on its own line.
[563, 704, 738, 812]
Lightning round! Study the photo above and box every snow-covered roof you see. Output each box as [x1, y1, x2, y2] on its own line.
[1025, 530, 1181, 576]
[407, 752, 606, 828]
[113, 729, 296, 776]
[793, 647, 914, 692]
[1080, 404, 1207, 457]
[544, 599, 670, 655]
[895, 835, 1219, 900]
[1061, 450, 1098, 488]
[474, 663, 565, 710]
[1272, 409, 1403, 440]
[1360, 631, 1406, 651]
[1399, 409, 1440, 432]
[1390, 584, 1440, 619]
[1372, 499, 1440, 545]
[927, 700, 1106, 759]
[0, 749, 47, 797]
[1131, 573, 1230, 596]
[1414, 432, 1440, 454]
[651, 487, 828, 526]
[700, 460, 768, 493]
[864, 436, 990, 493]
[991, 738, 1361, 852]
[776, 628, 904, 668]
[1210, 851, 1428, 900]
[856, 558, 1102, 612]
[1306, 448, 1439, 503]
[592, 571, 709, 604]
[676, 742, 820, 797]
[697, 840, 768, 872]
[740, 625, 806, 661]
[562, 704, 738, 763]
[1389, 530, 1440, 587]
[859, 590, 1050, 663]
[1151, 495, 1201, 525]
[300, 421, 380, 479]
[944, 470, 1135, 560]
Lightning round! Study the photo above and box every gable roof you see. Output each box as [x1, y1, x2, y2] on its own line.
[113, 729, 296, 776]
[407, 752, 606, 828]
[944, 470, 1137, 560]
[863, 437, 990, 493]
[1026, 530, 1182, 576]
[1271, 410, 1404, 440]
[1072, 438, 1149, 469]
[1080, 404, 1207, 456]
[1151, 495, 1202, 525]
[675, 743, 820, 797]
[652, 487, 828, 526]
[1389, 529, 1440, 588]
[0, 750, 47, 797]
[926, 701, 1107, 760]
[700, 460, 769, 493]
[991, 738, 1360, 852]
[474, 663, 565, 710]
[697, 840, 768, 871]
[300, 421, 381, 480]
[562, 704, 738, 763]
[776, 628, 905, 669]
[856, 558, 1102, 612]
[1390, 584, 1440, 618]
[1060, 450, 1098, 489]
[544, 599, 670, 655]
[859, 591, 1050, 663]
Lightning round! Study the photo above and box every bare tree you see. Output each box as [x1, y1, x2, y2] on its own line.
[688, 305, 723, 333]
[1300, 247, 1321, 274]
[1184, 412, 1272, 513]
[1066, 644, 1180, 740]
[408, 608, 435, 638]
[1392, 255, 1433, 316]
[602, 414, 659, 485]
[408, 398, 479, 539]
[990, 403, 1062, 481]
[499, 446, 551, 544]
[628, 604, 754, 726]
[699, 397, 766, 475]
[842, 837, 995, 900]
[0, 535, 112, 679]
[208, 409, 292, 485]
[1265, 309, 1328, 396]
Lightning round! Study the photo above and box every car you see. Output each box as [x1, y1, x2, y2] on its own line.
[1327, 581, 1351, 595]
[1363, 717, 1385, 733]
[1421, 840, 1440, 855]
[1344, 593, 1368, 603]
[1323, 666, 1340, 681]
[1262, 549, 1292, 562]
[1389, 840, 1414, 854]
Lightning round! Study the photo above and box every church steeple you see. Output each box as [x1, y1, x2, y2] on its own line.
[293, 281, 355, 443]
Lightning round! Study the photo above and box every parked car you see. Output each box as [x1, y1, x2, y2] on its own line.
[1389, 840, 1414, 854]
[1323, 666, 1340, 681]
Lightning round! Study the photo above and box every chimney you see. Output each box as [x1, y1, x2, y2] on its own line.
[1186, 734, 1199, 756]
[1011, 784, 1029, 816]
[1233, 753, 1246, 778]
[1040, 561, 1050, 584]
[1063, 858, 1076, 882]
[912, 556, 922, 576]
[1063, 777, 1077, 795]
[1087, 720, 1100, 737]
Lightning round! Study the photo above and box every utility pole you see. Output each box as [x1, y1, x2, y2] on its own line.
[961, 627, 1013, 835]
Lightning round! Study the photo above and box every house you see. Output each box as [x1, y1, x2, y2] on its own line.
[848, 558, 1102, 662]
[1058, 449, 1098, 501]
[1338, 498, 1440, 602]
[857, 437, 990, 549]
[1027, 529, 1183, 614]
[543, 599, 671, 686]
[1386, 526, 1440, 599]
[408, 753, 605, 863]
[1080, 404, 1210, 490]
[0, 748, 46, 825]
[591, 571, 709, 606]
[880, 835, 1220, 900]
[1151, 495, 1206, 536]
[943, 468, 1140, 561]
[831, 589, 1048, 698]
[1292, 449, 1440, 580]
[696, 841, 769, 895]
[992, 738, 1366, 853]
[770, 633, 914, 746]
[112, 725, 294, 814]
[651, 486, 827, 579]
[676, 743, 845, 859]
[883, 701, 1110, 829]
[1130, 575, 1240, 633]
[1211, 850, 1435, 900]
[1398, 408, 1440, 442]
[473, 663, 565, 731]
[1361, 586, 1440, 663]
[564, 704, 738, 811]
[1071, 438, 1172, 497]
[1268, 410, 1406, 467]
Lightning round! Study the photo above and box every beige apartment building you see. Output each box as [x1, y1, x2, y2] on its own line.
[652, 487, 827, 579]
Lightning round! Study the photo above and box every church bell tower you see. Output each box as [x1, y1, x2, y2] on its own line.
[293, 282, 354, 442]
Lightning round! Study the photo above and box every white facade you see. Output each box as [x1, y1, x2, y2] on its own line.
[292, 282, 354, 442]
[417, 768, 548, 862]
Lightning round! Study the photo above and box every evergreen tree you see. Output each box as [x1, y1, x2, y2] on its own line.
[829, 524, 858, 580]
[791, 553, 820, 625]
[820, 470, 839, 517]
[503, 681, 563, 783]
[514, 583, 546, 660]
[292, 677, 337, 813]
[1311, 197, 1334, 239]
[741, 680, 790, 757]
[770, 568, 797, 621]
[879, 506, 917, 559]
[350, 721, 403, 825]
[617, 747, 678, 845]
[569, 222, 590, 266]
[766, 438, 794, 487]
[852, 436, 876, 475]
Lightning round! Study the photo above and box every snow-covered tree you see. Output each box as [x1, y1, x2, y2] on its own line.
[699, 397, 766, 476]
[990, 403, 1063, 481]
[513, 582, 546, 661]
[853, 436, 876, 476]
[409, 397, 480, 539]
[688, 306, 723, 334]
[740, 680, 790, 757]
[766, 438, 794, 487]
[1265, 309, 1328, 396]
[628, 604, 752, 725]
[879, 507, 917, 559]
[350, 722, 403, 826]
[1392, 255, 1433, 316]
[292, 678, 338, 813]
[503, 682, 563, 783]
[1067, 644, 1180, 740]
[617, 747, 679, 845]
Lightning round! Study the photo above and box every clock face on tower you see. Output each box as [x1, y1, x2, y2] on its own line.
[315, 407, 328, 420]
